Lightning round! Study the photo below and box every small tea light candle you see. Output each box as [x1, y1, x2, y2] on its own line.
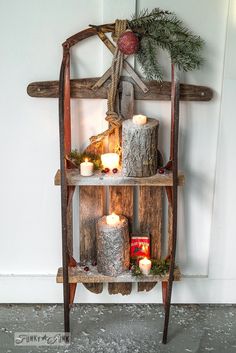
[80, 158, 94, 176]
[101, 153, 119, 170]
[139, 257, 152, 275]
[106, 213, 120, 226]
[133, 114, 147, 126]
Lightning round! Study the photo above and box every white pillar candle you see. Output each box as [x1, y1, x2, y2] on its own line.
[80, 158, 94, 176]
[139, 257, 152, 275]
[133, 114, 147, 125]
[106, 213, 120, 226]
[101, 153, 119, 170]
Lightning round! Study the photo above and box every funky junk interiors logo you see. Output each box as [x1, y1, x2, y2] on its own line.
[14, 332, 71, 346]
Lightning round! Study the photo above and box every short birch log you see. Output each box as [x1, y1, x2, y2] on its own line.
[96, 216, 130, 276]
[122, 118, 159, 177]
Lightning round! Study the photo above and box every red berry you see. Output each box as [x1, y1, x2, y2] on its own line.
[158, 168, 165, 174]
[104, 168, 110, 173]
[92, 260, 97, 266]
[84, 266, 89, 272]
[117, 31, 139, 55]
[112, 168, 118, 174]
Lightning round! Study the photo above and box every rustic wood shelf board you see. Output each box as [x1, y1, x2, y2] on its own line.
[54, 169, 185, 187]
[27, 77, 213, 101]
[56, 265, 181, 284]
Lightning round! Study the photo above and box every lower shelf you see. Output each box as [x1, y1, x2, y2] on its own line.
[56, 265, 181, 284]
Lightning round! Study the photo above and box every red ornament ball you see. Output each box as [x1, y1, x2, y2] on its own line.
[117, 30, 139, 55]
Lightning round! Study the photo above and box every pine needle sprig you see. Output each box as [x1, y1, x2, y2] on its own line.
[129, 8, 204, 80]
[136, 37, 163, 81]
[68, 149, 102, 170]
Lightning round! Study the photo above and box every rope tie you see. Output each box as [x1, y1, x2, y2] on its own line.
[90, 19, 127, 147]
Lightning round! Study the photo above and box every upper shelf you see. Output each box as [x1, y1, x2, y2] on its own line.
[54, 169, 185, 187]
[27, 76, 213, 101]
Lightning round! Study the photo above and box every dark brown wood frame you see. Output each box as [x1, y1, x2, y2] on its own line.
[28, 24, 213, 344]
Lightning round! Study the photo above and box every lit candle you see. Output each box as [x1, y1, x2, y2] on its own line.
[101, 153, 119, 170]
[133, 114, 147, 126]
[106, 212, 120, 226]
[80, 158, 94, 176]
[139, 257, 152, 275]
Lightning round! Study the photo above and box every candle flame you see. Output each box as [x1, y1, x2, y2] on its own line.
[85, 158, 88, 163]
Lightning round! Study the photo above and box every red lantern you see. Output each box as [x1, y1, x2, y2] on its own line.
[117, 30, 139, 55]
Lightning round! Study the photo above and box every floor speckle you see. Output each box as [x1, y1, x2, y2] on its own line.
[0, 304, 236, 352]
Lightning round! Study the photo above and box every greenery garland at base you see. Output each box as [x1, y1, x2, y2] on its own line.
[129, 8, 204, 81]
[131, 258, 170, 277]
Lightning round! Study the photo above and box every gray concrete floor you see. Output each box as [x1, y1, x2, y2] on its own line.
[0, 304, 236, 353]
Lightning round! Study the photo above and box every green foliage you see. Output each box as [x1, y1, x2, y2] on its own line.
[131, 258, 170, 277]
[149, 259, 170, 276]
[68, 149, 102, 170]
[129, 8, 204, 81]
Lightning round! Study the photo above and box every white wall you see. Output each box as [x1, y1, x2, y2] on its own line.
[0, 0, 235, 303]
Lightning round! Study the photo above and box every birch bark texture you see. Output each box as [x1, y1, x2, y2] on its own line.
[122, 118, 159, 177]
[96, 215, 130, 276]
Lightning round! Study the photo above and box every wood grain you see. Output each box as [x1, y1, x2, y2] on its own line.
[108, 81, 134, 296]
[27, 77, 213, 102]
[79, 186, 104, 294]
[54, 169, 185, 187]
[138, 186, 163, 292]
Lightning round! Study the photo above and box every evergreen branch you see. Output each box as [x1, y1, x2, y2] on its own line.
[136, 37, 163, 81]
[129, 7, 204, 80]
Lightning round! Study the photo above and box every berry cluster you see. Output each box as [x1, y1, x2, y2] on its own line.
[101, 168, 118, 174]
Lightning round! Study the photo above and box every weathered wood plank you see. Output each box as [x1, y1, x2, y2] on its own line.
[79, 186, 104, 294]
[108, 81, 134, 296]
[56, 265, 181, 283]
[55, 169, 185, 187]
[138, 186, 163, 292]
[109, 186, 133, 229]
[27, 77, 213, 101]
[120, 81, 134, 120]
[139, 187, 163, 259]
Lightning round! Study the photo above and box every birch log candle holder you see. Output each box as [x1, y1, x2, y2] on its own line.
[122, 118, 159, 177]
[96, 215, 130, 276]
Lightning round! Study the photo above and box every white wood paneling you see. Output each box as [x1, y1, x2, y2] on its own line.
[209, 0, 236, 281]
